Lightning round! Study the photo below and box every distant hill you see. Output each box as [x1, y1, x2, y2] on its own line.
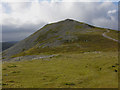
[3, 19, 118, 58]
[2, 41, 18, 51]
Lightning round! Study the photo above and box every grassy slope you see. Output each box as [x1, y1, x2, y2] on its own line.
[2, 27, 119, 88]
[2, 52, 118, 88]
[12, 28, 118, 57]
[106, 30, 119, 40]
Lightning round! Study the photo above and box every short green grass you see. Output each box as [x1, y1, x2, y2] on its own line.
[3, 52, 118, 88]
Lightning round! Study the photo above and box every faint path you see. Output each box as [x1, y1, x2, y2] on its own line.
[102, 30, 120, 43]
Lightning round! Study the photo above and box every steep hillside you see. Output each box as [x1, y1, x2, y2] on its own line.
[3, 19, 118, 58]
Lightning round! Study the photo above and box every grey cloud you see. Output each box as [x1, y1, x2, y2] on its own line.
[2, 2, 118, 42]
[2, 22, 46, 42]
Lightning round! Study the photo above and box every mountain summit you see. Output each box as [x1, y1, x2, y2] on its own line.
[3, 19, 117, 58]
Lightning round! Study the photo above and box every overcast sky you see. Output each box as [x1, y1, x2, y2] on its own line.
[0, 0, 119, 42]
